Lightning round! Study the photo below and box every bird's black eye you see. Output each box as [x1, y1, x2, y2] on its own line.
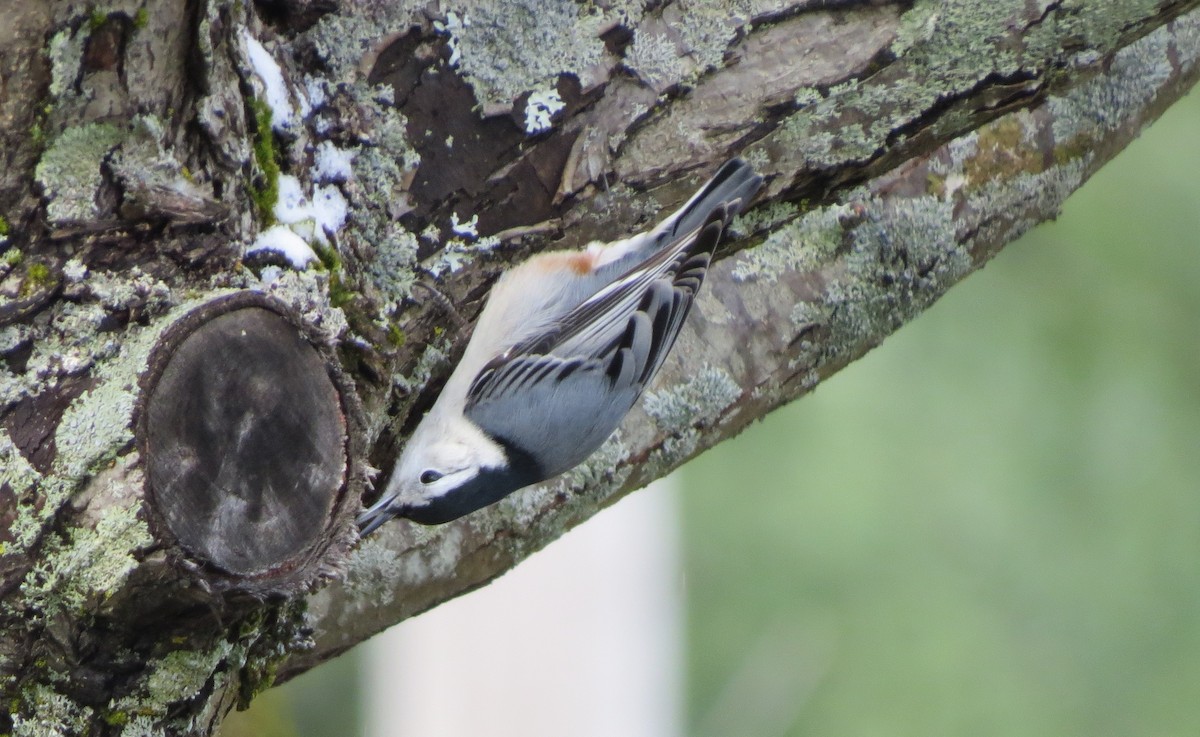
[419, 470, 444, 484]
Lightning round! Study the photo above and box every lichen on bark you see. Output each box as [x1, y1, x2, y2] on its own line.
[0, 0, 1197, 735]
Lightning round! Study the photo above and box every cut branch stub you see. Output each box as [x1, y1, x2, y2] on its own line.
[137, 293, 359, 593]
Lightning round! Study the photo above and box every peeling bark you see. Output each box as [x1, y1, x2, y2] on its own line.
[0, 0, 1198, 734]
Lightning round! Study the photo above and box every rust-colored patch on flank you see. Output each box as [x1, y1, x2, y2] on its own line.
[533, 251, 598, 275]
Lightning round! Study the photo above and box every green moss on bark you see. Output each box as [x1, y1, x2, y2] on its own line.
[250, 98, 281, 224]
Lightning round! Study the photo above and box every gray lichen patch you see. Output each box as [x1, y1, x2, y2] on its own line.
[732, 199, 802, 237]
[954, 114, 1047, 190]
[889, 0, 941, 58]
[71, 265, 173, 314]
[255, 268, 349, 342]
[0, 430, 40, 500]
[48, 27, 86, 99]
[0, 431, 46, 554]
[1046, 10, 1183, 147]
[35, 123, 125, 223]
[963, 160, 1087, 249]
[728, 189, 973, 381]
[558, 434, 633, 497]
[106, 639, 246, 734]
[437, 0, 609, 111]
[662, 0, 754, 75]
[621, 5, 904, 175]
[626, 0, 772, 92]
[889, 0, 1027, 82]
[638, 427, 702, 482]
[1174, 12, 1200, 69]
[142, 643, 234, 708]
[852, 195, 967, 289]
[660, 428, 701, 464]
[340, 95, 422, 309]
[358, 216, 419, 310]
[790, 299, 833, 332]
[53, 368, 139, 481]
[344, 538, 407, 608]
[345, 526, 463, 604]
[21, 500, 153, 616]
[12, 683, 94, 737]
[760, 0, 1182, 191]
[7, 479, 69, 556]
[792, 194, 964, 361]
[393, 333, 456, 395]
[8, 305, 111, 395]
[643, 364, 742, 432]
[626, 29, 690, 93]
[732, 203, 856, 283]
[422, 233, 501, 277]
[772, 67, 928, 171]
[307, 13, 386, 78]
[118, 715, 160, 737]
[0, 266, 167, 406]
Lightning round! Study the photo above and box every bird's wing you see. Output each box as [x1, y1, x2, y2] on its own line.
[463, 207, 730, 476]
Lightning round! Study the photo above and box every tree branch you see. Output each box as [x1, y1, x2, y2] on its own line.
[296, 7, 1200, 676]
[0, 0, 1197, 733]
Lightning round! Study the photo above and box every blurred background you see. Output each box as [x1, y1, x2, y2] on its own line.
[223, 87, 1200, 737]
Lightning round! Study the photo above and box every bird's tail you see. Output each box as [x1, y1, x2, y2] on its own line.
[659, 158, 763, 241]
[594, 158, 763, 269]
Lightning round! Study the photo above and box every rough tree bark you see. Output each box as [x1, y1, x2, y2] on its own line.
[0, 0, 1197, 733]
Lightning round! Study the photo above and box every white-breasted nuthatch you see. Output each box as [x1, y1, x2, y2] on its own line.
[358, 158, 763, 532]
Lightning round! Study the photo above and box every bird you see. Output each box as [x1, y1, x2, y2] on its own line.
[357, 158, 763, 533]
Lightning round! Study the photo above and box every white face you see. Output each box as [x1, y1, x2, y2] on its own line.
[385, 413, 507, 511]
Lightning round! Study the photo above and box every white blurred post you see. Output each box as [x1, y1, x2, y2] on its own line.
[361, 477, 683, 737]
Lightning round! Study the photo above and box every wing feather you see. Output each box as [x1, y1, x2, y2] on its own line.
[463, 162, 761, 475]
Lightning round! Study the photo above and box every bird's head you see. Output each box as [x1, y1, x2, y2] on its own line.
[359, 413, 543, 530]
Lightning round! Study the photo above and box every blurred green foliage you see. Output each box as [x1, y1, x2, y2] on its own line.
[682, 88, 1200, 737]
[221, 644, 360, 737]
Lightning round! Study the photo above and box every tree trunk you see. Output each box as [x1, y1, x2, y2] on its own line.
[1, 0, 1197, 733]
